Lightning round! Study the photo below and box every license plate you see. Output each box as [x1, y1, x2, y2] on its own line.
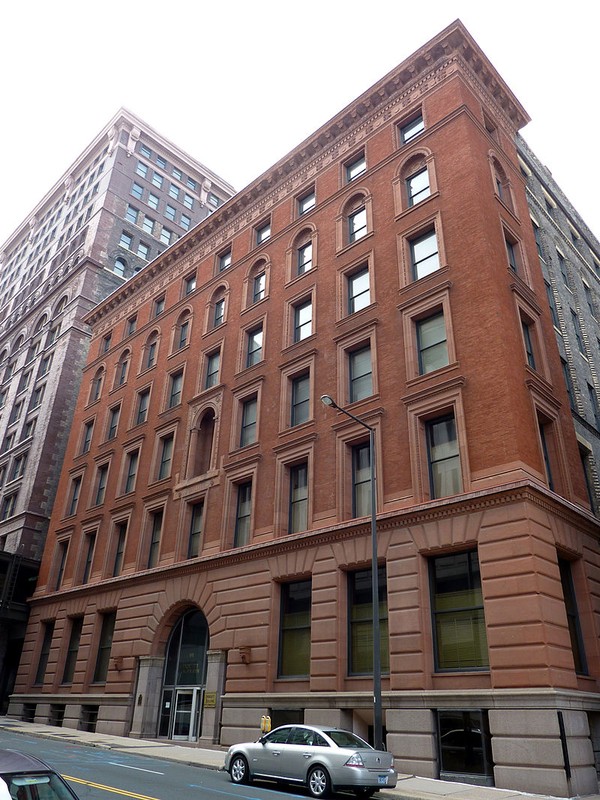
[378, 776, 388, 785]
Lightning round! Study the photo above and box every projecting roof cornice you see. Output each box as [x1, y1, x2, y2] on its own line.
[86, 20, 529, 328]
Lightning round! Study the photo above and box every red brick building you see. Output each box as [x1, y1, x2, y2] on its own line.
[10, 21, 600, 796]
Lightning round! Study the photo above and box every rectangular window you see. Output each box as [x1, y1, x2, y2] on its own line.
[410, 229, 440, 280]
[136, 389, 150, 425]
[131, 183, 144, 200]
[35, 621, 55, 685]
[571, 310, 586, 354]
[152, 172, 164, 189]
[165, 204, 176, 221]
[205, 351, 220, 389]
[213, 298, 225, 327]
[407, 167, 430, 206]
[125, 205, 138, 224]
[426, 415, 461, 498]
[246, 326, 263, 367]
[10, 452, 27, 481]
[417, 312, 449, 374]
[93, 611, 116, 683]
[234, 481, 252, 547]
[289, 463, 308, 533]
[147, 509, 163, 568]
[349, 345, 372, 403]
[168, 371, 183, 408]
[67, 475, 81, 517]
[183, 193, 194, 209]
[297, 242, 313, 275]
[430, 550, 488, 670]
[180, 214, 191, 231]
[154, 296, 165, 317]
[81, 532, 96, 584]
[148, 193, 159, 210]
[119, 231, 133, 250]
[438, 710, 493, 780]
[558, 558, 587, 674]
[240, 397, 258, 447]
[127, 316, 137, 335]
[298, 190, 316, 215]
[135, 161, 149, 179]
[188, 503, 204, 558]
[169, 184, 179, 200]
[294, 300, 312, 342]
[158, 434, 173, 480]
[351, 441, 372, 519]
[521, 320, 536, 368]
[95, 464, 108, 505]
[1, 493, 17, 520]
[348, 206, 367, 242]
[184, 275, 196, 295]
[124, 449, 139, 494]
[545, 282, 560, 327]
[142, 216, 155, 235]
[400, 113, 424, 143]
[538, 419, 555, 490]
[61, 617, 83, 685]
[107, 406, 120, 440]
[348, 266, 370, 314]
[55, 541, 68, 590]
[346, 153, 366, 182]
[256, 221, 271, 245]
[348, 567, 389, 675]
[279, 580, 311, 677]
[178, 320, 189, 350]
[291, 373, 310, 426]
[505, 237, 518, 272]
[113, 521, 127, 577]
[218, 249, 232, 272]
[160, 227, 172, 245]
[137, 242, 150, 260]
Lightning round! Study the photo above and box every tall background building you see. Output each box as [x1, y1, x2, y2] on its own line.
[7, 21, 600, 799]
[0, 109, 233, 710]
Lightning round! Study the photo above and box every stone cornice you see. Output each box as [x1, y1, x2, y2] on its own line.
[85, 21, 530, 331]
[30, 479, 598, 607]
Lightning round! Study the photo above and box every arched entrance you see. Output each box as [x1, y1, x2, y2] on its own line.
[158, 609, 209, 741]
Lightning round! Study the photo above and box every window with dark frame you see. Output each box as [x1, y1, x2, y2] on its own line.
[107, 406, 120, 440]
[158, 434, 173, 480]
[124, 450, 139, 494]
[407, 167, 430, 206]
[521, 320, 536, 369]
[297, 242, 313, 275]
[278, 579, 311, 677]
[113, 522, 127, 577]
[256, 221, 271, 245]
[168, 371, 183, 408]
[218, 249, 232, 272]
[348, 566, 388, 675]
[205, 351, 220, 389]
[352, 442, 371, 518]
[348, 266, 370, 314]
[92, 611, 116, 683]
[437, 709, 493, 780]
[94, 464, 108, 505]
[61, 617, 83, 684]
[234, 481, 252, 547]
[293, 299, 312, 342]
[240, 397, 258, 447]
[68, 476, 81, 516]
[213, 297, 225, 327]
[55, 541, 68, 590]
[81, 532, 96, 584]
[246, 326, 263, 367]
[136, 389, 150, 425]
[298, 189, 316, 215]
[417, 312, 448, 374]
[252, 272, 266, 303]
[348, 205, 367, 243]
[558, 557, 588, 675]
[147, 509, 163, 568]
[35, 621, 55, 685]
[349, 345, 372, 403]
[291, 373, 310, 427]
[400, 113, 424, 143]
[346, 153, 366, 183]
[410, 229, 440, 280]
[188, 502, 204, 559]
[430, 550, 488, 671]
[289, 462, 308, 533]
[426, 414, 461, 498]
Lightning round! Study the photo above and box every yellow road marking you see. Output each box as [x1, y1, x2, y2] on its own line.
[63, 774, 160, 800]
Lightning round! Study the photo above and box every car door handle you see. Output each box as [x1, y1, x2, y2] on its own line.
[303, 752, 312, 758]
[272, 751, 281, 756]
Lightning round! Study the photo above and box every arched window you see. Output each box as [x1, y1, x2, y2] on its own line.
[189, 408, 216, 477]
[114, 257, 127, 277]
[208, 287, 227, 330]
[336, 192, 373, 251]
[90, 367, 104, 403]
[115, 349, 130, 387]
[34, 315, 48, 334]
[491, 156, 514, 212]
[54, 295, 68, 315]
[287, 226, 317, 281]
[143, 331, 159, 370]
[11, 335, 24, 355]
[245, 259, 268, 308]
[174, 311, 191, 351]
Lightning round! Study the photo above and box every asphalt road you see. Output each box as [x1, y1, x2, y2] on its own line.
[0, 729, 309, 800]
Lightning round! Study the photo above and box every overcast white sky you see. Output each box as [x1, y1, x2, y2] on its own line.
[1, 1, 598, 245]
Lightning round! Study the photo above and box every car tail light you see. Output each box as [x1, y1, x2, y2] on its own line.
[344, 753, 365, 767]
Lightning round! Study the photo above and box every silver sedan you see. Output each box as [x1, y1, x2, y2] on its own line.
[224, 724, 398, 798]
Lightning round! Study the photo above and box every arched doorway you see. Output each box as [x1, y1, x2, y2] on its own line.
[158, 609, 209, 741]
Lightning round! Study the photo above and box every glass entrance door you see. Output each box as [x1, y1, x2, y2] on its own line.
[172, 687, 202, 741]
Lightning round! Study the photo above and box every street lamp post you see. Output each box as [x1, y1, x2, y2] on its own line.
[320, 394, 383, 751]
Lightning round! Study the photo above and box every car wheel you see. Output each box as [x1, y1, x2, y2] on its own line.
[307, 765, 331, 798]
[229, 754, 250, 785]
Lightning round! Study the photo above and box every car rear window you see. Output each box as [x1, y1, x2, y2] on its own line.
[325, 731, 372, 749]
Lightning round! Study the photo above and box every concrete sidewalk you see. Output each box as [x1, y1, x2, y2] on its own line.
[0, 717, 596, 800]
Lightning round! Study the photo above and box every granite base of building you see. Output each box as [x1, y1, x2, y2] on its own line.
[9, 687, 600, 796]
